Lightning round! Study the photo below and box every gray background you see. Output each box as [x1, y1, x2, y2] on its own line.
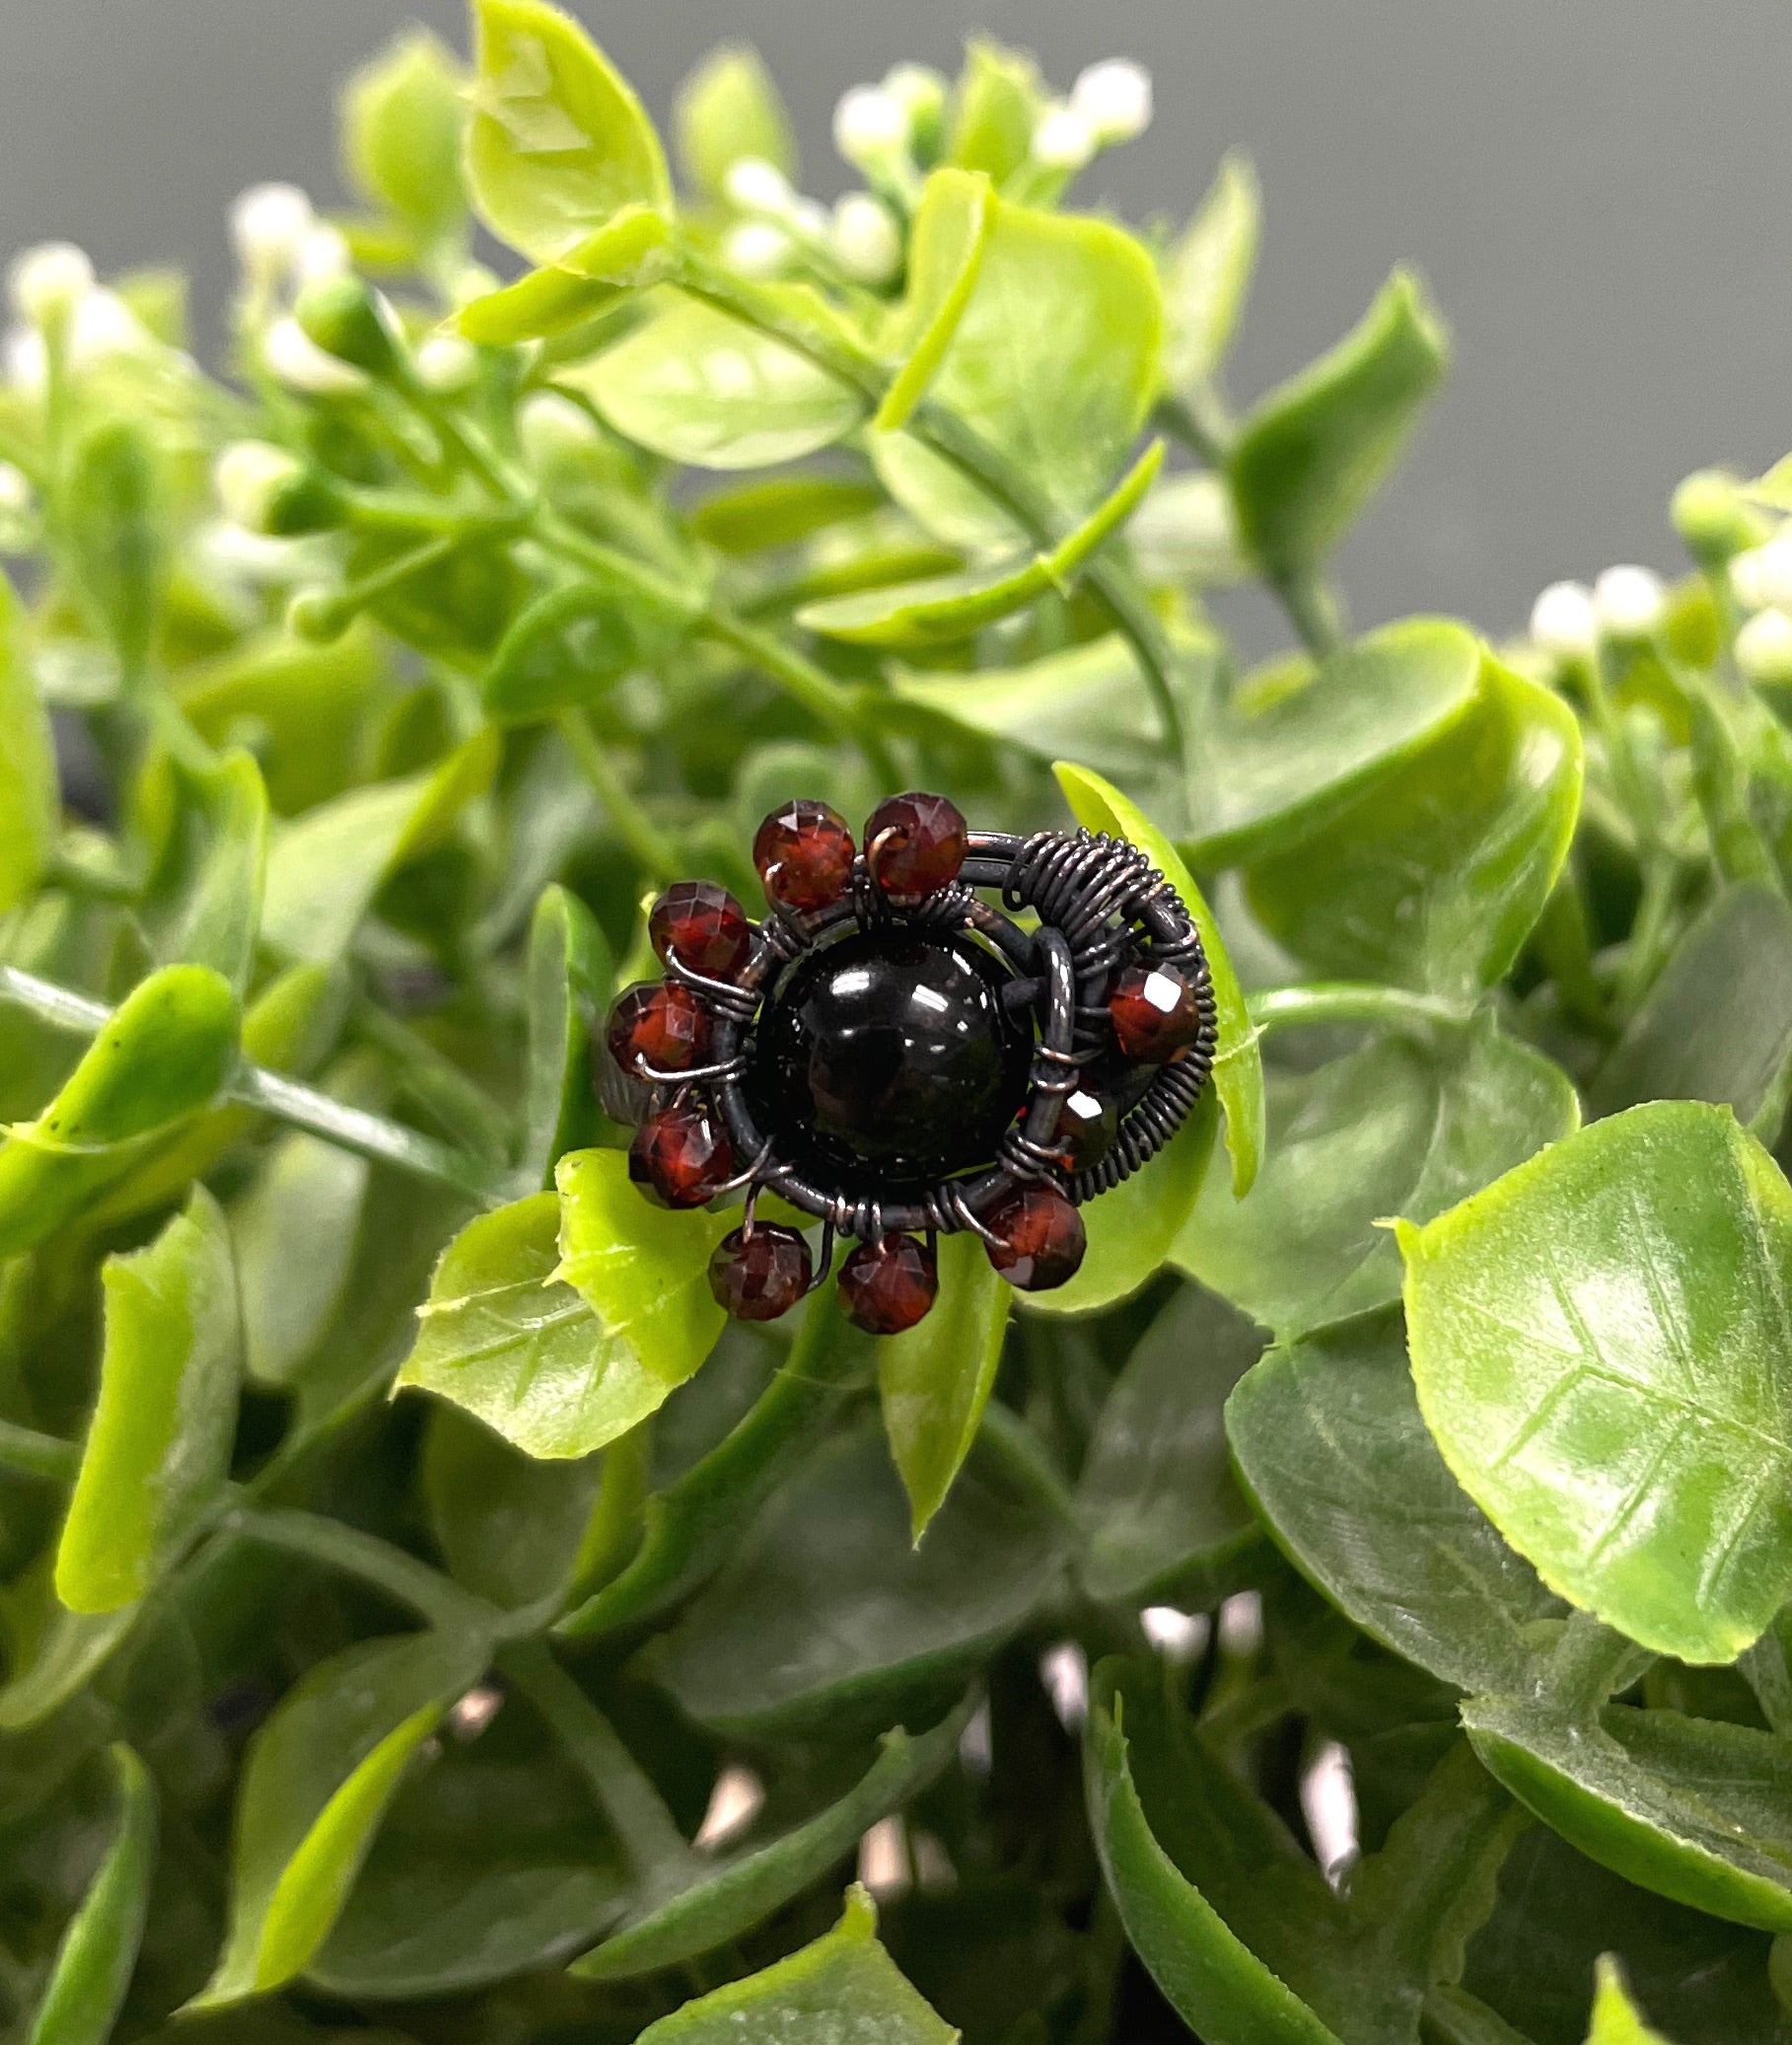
[7, 0, 1789, 641]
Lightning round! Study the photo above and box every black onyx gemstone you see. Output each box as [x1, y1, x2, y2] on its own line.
[751, 927, 1032, 1189]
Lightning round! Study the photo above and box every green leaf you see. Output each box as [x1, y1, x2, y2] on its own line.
[192, 1629, 488, 2008]
[466, 0, 671, 264]
[1055, 762, 1265, 1195]
[520, 884, 614, 1186]
[648, 1420, 1069, 1736]
[875, 168, 995, 435]
[65, 421, 165, 682]
[343, 28, 466, 239]
[1226, 1308, 1563, 1694]
[636, 1885, 956, 2045]
[1401, 1100, 1792, 1665]
[1585, 1958, 1678, 2044]
[1076, 1280, 1264, 1605]
[1028, 1087, 1220, 1317]
[25, 1744, 157, 2045]
[1592, 884, 1792, 1132]
[1230, 267, 1448, 580]
[579, 291, 866, 469]
[55, 1189, 240, 1614]
[1182, 616, 1483, 868]
[1179, 1018, 1579, 1341]
[689, 475, 884, 553]
[872, 198, 1163, 551]
[259, 731, 499, 962]
[455, 208, 674, 342]
[0, 964, 240, 1260]
[575, 1701, 968, 1981]
[674, 44, 796, 197]
[421, 1404, 601, 1610]
[133, 745, 268, 993]
[944, 40, 1041, 184]
[1464, 1688, 1792, 1934]
[1165, 152, 1261, 393]
[398, 1186, 713, 1460]
[0, 571, 56, 916]
[879, 1233, 1010, 1541]
[797, 440, 1162, 649]
[483, 574, 685, 725]
[1246, 653, 1583, 1000]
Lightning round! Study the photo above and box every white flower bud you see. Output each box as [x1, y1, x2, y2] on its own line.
[263, 315, 367, 395]
[214, 440, 303, 532]
[833, 84, 908, 167]
[830, 193, 902, 283]
[1070, 59, 1154, 143]
[722, 220, 793, 279]
[1592, 563, 1667, 640]
[1731, 533, 1792, 613]
[295, 223, 352, 286]
[230, 183, 315, 277]
[518, 390, 602, 467]
[0, 462, 33, 518]
[883, 63, 947, 124]
[722, 156, 796, 217]
[9, 242, 95, 328]
[3, 327, 44, 394]
[414, 331, 479, 394]
[67, 288, 154, 370]
[789, 196, 831, 240]
[1031, 104, 1097, 172]
[1737, 607, 1792, 687]
[1529, 580, 1598, 661]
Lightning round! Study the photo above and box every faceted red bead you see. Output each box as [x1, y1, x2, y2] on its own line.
[650, 880, 752, 981]
[753, 799, 855, 914]
[629, 1102, 735, 1208]
[984, 1183, 1087, 1291]
[708, 1223, 812, 1320]
[864, 791, 968, 902]
[1048, 1085, 1118, 1170]
[606, 982, 711, 1078]
[837, 1232, 938, 1335]
[1109, 961, 1204, 1063]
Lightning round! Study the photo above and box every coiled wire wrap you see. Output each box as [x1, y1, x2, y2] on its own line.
[646, 826, 1215, 1242]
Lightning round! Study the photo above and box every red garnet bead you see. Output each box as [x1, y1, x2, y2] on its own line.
[1109, 961, 1204, 1063]
[1049, 1085, 1119, 1170]
[629, 1101, 735, 1208]
[837, 1232, 938, 1335]
[606, 982, 711, 1078]
[753, 799, 856, 914]
[708, 1223, 812, 1320]
[864, 791, 968, 902]
[985, 1183, 1087, 1291]
[650, 880, 752, 981]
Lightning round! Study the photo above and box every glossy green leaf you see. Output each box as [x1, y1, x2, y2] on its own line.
[1586, 1958, 1677, 2045]
[798, 440, 1161, 648]
[674, 43, 795, 197]
[875, 168, 994, 434]
[1056, 762, 1265, 1195]
[879, 1232, 1011, 1541]
[520, 884, 614, 1186]
[65, 421, 165, 682]
[1247, 654, 1583, 1000]
[1165, 152, 1261, 393]
[0, 1551, 138, 1732]
[25, 1744, 157, 2045]
[1227, 1308, 1562, 1694]
[1402, 1100, 1792, 1664]
[1182, 616, 1483, 867]
[873, 198, 1163, 551]
[466, 0, 671, 265]
[343, 28, 466, 238]
[133, 745, 268, 994]
[580, 292, 866, 470]
[1230, 267, 1448, 580]
[688, 475, 883, 553]
[0, 964, 240, 1260]
[259, 731, 499, 962]
[455, 208, 674, 342]
[638, 1886, 955, 2044]
[1179, 1019, 1579, 1341]
[398, 1186, 712, 1459]
[649, 1420, 1069, 1736]
[421, 1404, 600, 1610]
[576, 1701, 968, 1981]
[1592, 884, 1792, 1132]
[0, 570, 57, 916]
[944, 40, 1040, 184]
[1029, 1086, 1220, 1316]
[192, 1629, 488, 2008]
[56, 1189, 239, 1614]
[1076, 1280, 1264, 1605]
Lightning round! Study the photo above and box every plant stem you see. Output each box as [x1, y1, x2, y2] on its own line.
[0, 1419, 80, 1483]
[1266, 566, 1344, 659]
[556, 708, 683, 882]
[0, 963, 505, 1206]
[499, 1637, 691, 1879]
[1248, 982, 1471, 1039]
[228, 1502, 489, 1636]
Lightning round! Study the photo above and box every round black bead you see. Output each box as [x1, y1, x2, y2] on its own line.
[750, 927, 1032, 1189]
